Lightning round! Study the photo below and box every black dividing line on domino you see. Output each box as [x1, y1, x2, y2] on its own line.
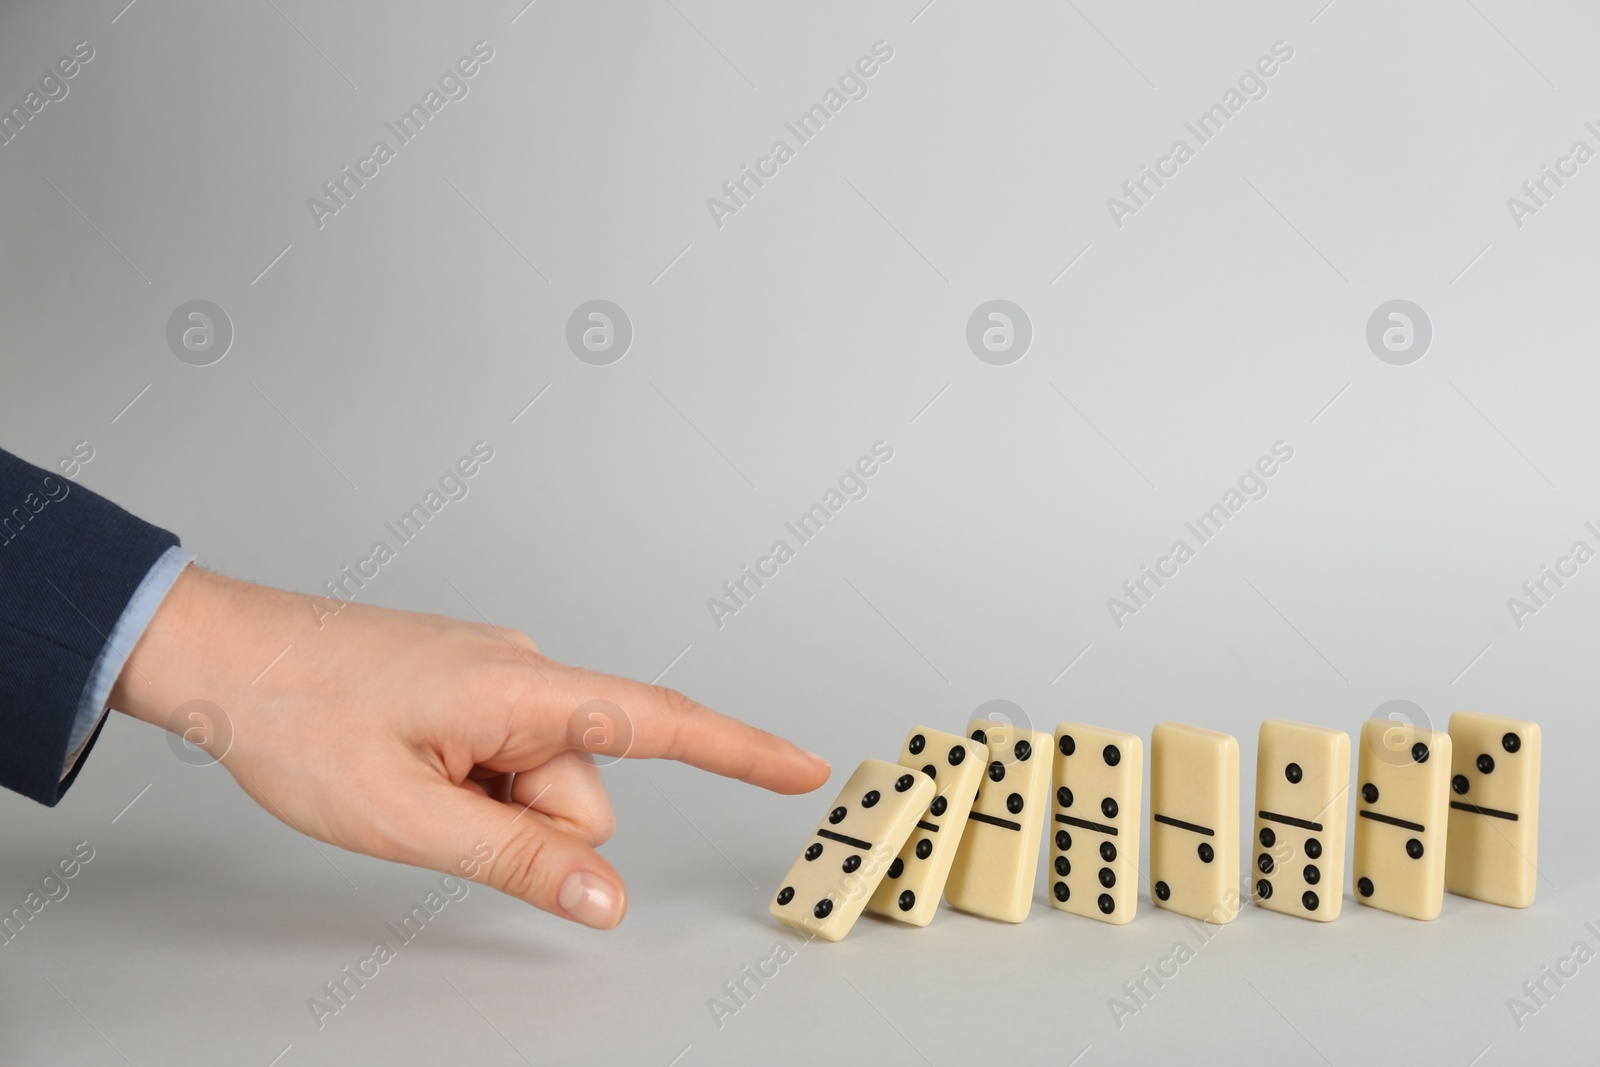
[916, 821, 939, 833]
[1153, 813, 1214, 837]
[1056, 813, 1117, 836]
[969, 811, 1022, 832]
[1450, 801, 1518, 822]
[1358, 810, 1425, 832]
[816, 829, 873, 850]
[1258, 810, 1323, 832]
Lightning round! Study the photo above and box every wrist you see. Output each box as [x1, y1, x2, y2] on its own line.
[109, 566, 288, 732]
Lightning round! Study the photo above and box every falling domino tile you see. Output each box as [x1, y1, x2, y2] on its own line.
[866, 726, 986, 926]
[770, 759, 935, 941]
[944, 718, 1052, 923]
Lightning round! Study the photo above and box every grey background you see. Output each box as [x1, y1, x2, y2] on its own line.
[1, 0, 1596, 1063]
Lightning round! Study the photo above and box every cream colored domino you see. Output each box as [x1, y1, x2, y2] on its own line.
[1445, 711, 1541, 908]
[1149, 723, 1240, 923]
[943, 718, 1052, 922]
[770, 759, 935, 941]
[1049, 723, 1142, 924]
[867, 727, 986, 925]
[1251, 720, 1350, 922]
[1352, 718, 1452, 920]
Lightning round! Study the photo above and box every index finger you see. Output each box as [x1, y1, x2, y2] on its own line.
[556, 668, 830, 795]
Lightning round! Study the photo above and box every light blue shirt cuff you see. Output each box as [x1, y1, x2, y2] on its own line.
[62, 546, 195, 778]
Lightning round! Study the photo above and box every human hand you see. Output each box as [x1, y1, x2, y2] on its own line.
[109, 566, 830, 929]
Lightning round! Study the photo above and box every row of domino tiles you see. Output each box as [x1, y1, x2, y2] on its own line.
[770, 712, 1540, 942]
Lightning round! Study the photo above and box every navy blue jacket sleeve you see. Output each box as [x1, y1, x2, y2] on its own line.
[0, 447, 179, 805]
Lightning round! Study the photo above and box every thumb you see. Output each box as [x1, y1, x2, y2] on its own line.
[413, 782, 628, 930]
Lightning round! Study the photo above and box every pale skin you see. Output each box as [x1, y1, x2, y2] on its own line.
[109, 565, 830, 929]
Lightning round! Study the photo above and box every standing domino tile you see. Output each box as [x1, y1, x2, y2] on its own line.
[1251, 720, 1350, 922]
[867, 727, 986, 925]
[944, 718, 1052, 923]
[769, 760, 935, 942]
[1149, 723, 1240, 923]
[1352, 718, 1452, 920]
[1445, 711, 1541, 908]
[1050, 723, 1142, 924]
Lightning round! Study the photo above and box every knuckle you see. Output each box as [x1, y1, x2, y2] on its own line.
[495, 626, 541, 653]
[493, 828, 556, 903]
[652, 685, 697, 716]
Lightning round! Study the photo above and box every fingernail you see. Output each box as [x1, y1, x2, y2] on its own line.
[804, 749, 830, 767]
[559, 871, 620, 929]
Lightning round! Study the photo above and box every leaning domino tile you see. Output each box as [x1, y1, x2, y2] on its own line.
[943, 718, 1052, 923]
[867, 726, 986, 926]
[769, 759, 935, 941]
